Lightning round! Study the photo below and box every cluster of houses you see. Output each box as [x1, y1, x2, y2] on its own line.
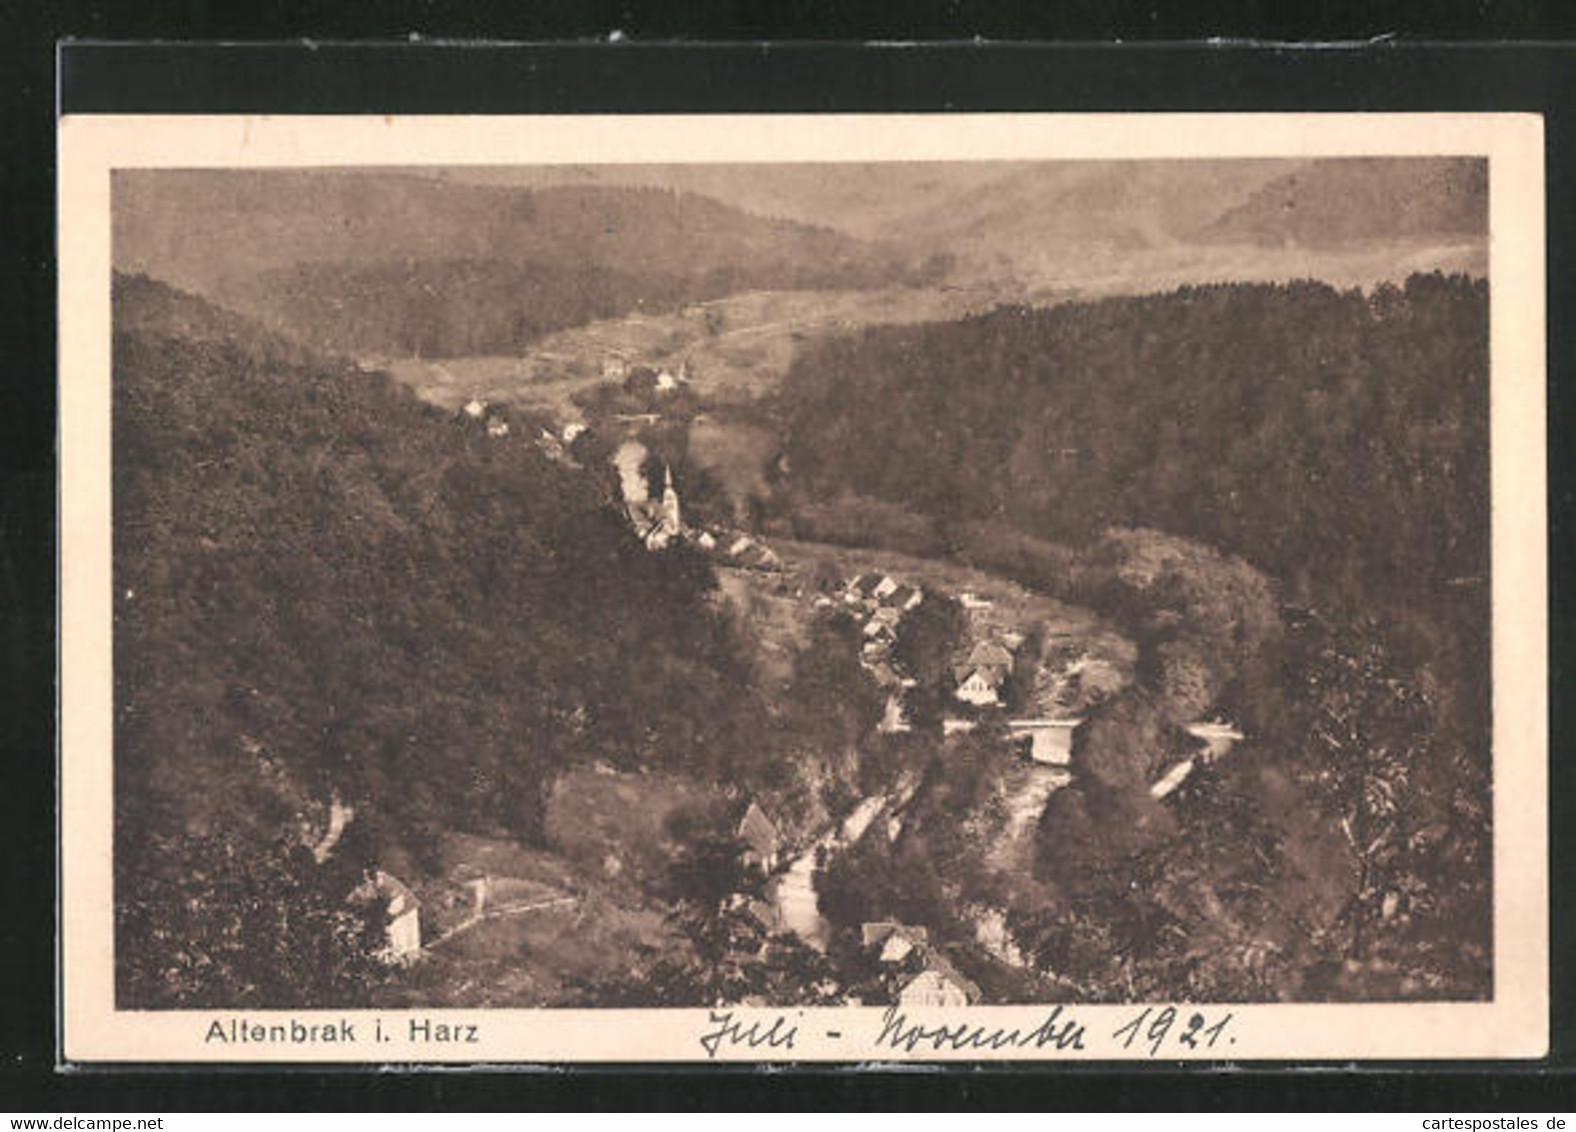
[602, 356, 693, 394]
[695, 529, 783, 572]
[820, 572, 928, 733]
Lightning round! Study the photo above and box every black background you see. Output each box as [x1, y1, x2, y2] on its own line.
[5, 18, 1575, 1111]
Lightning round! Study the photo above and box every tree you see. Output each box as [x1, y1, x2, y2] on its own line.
[1284, 614, 1489, 997]
[890, 591, 967, 728]
[116, 831, 384, 1009]
[785, 618, 884, 755]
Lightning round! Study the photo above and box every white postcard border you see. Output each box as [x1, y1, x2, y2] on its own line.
[58, 112, 1548, 1063]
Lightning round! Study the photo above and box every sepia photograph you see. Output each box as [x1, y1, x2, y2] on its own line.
[58, 113, 1547, 1061]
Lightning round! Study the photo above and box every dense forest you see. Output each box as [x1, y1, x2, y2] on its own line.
[779, 275, 1487, 626]
[111, 275, 783, 1006]
[776, 275, 1493, 999]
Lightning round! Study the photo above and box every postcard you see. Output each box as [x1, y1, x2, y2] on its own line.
[58, 112, 1547, 1062]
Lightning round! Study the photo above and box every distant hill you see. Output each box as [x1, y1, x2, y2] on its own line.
[113, 171, 916, 356]
[883, 160, 1293, 262]
[861, 158, 1485, 295]
[1197, 157, 1487, 247]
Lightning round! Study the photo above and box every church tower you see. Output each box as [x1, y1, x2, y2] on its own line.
[661, 464, 682, 533]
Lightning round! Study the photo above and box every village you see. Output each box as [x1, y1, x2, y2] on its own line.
[317, 353, 1248, 1011]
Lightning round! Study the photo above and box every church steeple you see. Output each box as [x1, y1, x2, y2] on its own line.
[661, 464, 681, 531]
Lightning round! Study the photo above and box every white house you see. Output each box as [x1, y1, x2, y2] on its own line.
[897, 954, 981, 1007]
[351, 870, 422, 964]
[462, 398, 487, 419]
[954, 668, 1001, 706]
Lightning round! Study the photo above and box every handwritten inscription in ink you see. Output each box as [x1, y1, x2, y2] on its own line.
[698, 1010, 799, 1059]
[874, 1004, 1087, 1054]
[695, 1004, 1233, 1059]
[1112, 1007, 1235, 1056]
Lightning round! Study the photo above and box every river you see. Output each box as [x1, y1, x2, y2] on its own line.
[767, 792, 901, 952]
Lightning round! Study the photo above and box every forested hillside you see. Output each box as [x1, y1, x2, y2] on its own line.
[230, 253, 909, 359]
[114, 172, 917, 357]
[111, 274, 771, 1005]
[776, 274, 1493, 999]
[779, 274, 1488, 623]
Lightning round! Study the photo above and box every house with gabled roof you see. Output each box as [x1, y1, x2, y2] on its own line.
[954, 667, 1003, 706]
[881, 583, 917, 609]
[864, 614, 899, 642]
[897, 949, 982, 1007]
[862, 921, 930, 963]
[966, 640, 1014, 677]
[349, 870, 422, 964]
[736, 800, 782, 874]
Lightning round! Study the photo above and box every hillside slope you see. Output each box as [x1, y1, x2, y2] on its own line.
[1199, 157, 1487, 247]
[778, 274, 1489, 619]
[884, 160, 1291, 258]
[111, 274, 770, 1004]
[774, 276, 1493, 1000]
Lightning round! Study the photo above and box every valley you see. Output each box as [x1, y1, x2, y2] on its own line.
[109, 157, 1494, 1012]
